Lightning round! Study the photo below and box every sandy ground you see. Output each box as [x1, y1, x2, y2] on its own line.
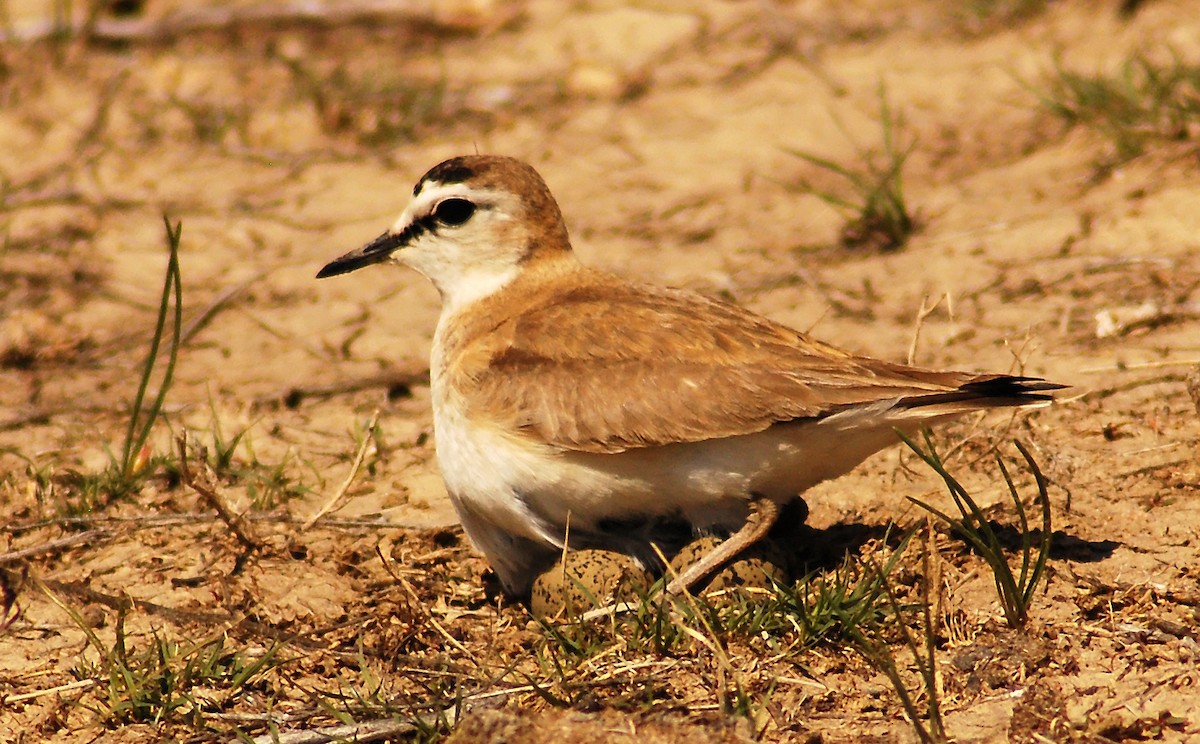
[2, 0, 1200, 741]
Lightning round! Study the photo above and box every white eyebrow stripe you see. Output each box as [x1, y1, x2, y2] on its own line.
[392, 182, 507, 234]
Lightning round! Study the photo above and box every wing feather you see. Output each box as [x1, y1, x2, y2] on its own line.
[452, 272, 1052, 454]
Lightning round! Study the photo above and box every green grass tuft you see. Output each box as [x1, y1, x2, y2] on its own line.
[115, 216, 184, 492]
[788, 85, 918, 252]
[1039, 51, 1200, 164]
[956, 0, 1051, 34]
[40, 581, 285, 728]
[901, 431, 1052, 628]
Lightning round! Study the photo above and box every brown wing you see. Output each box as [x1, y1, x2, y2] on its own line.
[457, 272, 1050, 454]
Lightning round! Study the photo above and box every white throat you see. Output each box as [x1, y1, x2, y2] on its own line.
[439, 264, 520, 316]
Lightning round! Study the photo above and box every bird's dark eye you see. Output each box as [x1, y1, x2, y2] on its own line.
[433, 198, 476, 227]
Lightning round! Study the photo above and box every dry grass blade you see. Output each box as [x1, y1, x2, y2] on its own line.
[0, 529, 112, 565]
[0, 569, 21, 632]
[177, 433, 261, 552]
[854, 546, 948, 743]
[3, 678, 98, 705]
[3, 1, 522, 44]
[179, 271, 265, 348]
[259, 366, 428, 408]
[788, 84, 918, 252]
[236, 717, 419, 744]
[303, 410, 380, 529]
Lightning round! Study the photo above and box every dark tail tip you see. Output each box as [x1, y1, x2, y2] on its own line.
[960, 375, 1068, 401]
[898, 375, 1067, 410]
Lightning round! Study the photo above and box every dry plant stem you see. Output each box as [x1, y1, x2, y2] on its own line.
[179, 272, 266, 348]
[303, 410, 379, 529]
[789, 268, 874, 320]
[919, 525, 946, 731]
[37, 577, 338, 653]
[258, 366, 427, 407]
[1187, 365, 1200, 414]
[237, 715, 431, 744]
[1094, 301, 1200, 339]
[1115, 456, 1190, 480]
[1086, 373, 1192, 401]
[793, 270, 873, 320]
[244, 691, 578, 744]
[380, 548, 481, 664]
[4, 511, 419, 535]
[580, 599, 638, 622]
[666, 496, 779, 595]
[177, 433, 260, 552]
[661, 555, 745, 717]
[850, 539, 946, 744]
[235, 677, 565, 744]
[3, 678, 98, 705]
[0, 186, 86, 211]
[0, 529, 112, 565]
[923, 520, 944, 644]
[3, 0, 517, 44]
[907, 293, 947, 366]
[1079, 358, 1200, 374]
[0, 407, 58, 431]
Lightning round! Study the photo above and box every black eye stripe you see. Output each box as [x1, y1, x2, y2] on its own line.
[392, 198, 478, 243]
[397, 216, 430, 244]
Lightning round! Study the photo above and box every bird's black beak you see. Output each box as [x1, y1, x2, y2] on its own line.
[317, 230, 406, 279]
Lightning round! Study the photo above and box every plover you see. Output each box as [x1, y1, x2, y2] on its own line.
[318, 155, 1061, 596]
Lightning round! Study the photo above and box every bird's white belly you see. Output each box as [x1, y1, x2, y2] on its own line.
[432, 398, 652, 547]
[431, 373, 928, 596]
[432, 396, 904, 549]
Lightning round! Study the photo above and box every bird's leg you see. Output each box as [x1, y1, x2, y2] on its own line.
[770, 498, 810, 538]
[666, 495, 780, 595]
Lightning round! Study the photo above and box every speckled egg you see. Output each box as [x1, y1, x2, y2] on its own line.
[530, 549, 653, 620]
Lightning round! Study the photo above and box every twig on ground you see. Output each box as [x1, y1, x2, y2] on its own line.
[1079, 358, 1200, 374]
[1084, 373, 1190, 401]
[1187, 365, 1200, 415]
[302, 411, 379, 529]
[1094, 301, 1199, 338]
[258, 367, 428, 408]
[37, 577, 382, 656]
[235, 708, 459, 744]
[3, 678, 98, 705]
[177, 433, 261, 552]
[3, 0, 523, 44]
[74, 66, 130, 159]
[180, 272, 266, 347]
[4, 511, 441, 535]
[0, 186, 87, 212]
[907, 293, 948, 366]
[239, 311, 341, 363]
[1, 569, 20, 631]
[0, 530, 113, 565]
[0, 407, 58, 431]
[240, 717, 413, 744]
[1114, 456, 1190, 480]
